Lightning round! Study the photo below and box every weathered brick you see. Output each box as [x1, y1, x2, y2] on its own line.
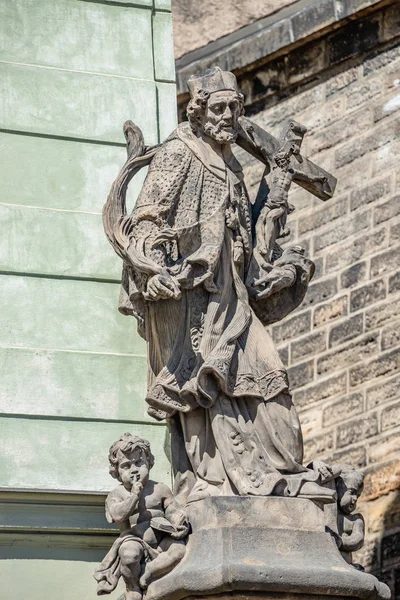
[374, 90, 400, 122]
[287, 359, 315, 390]
[303, 431, 334, 464]
[308, 110, 370, 155]
[314, 210, 370, 252]
[312, 256, 324, 280]
[382, 401, 400, 431]
[293, 372, 347, 410]
[336, 413, 378, 449]
[318, 333, 380, 376]
[374, 194, 400, 225]
[272, 311, 311, 344]
[251, 57, 288, 103]
[369, 430, 400, 464]
[291, 0, 335, 40]
[382, 322, 400, 351]
[335, 154, 373, 195]
[313, 295, 348, 327]
[365, 490, 400, 535]
[346, 77, 381, 110]
[350, 279, 386, 312]
[366, 373, 400, 410]
[300, 95, 345, 132]
[297, 195, 348, 235]
[353, 536, 380, 571]
[328, 17, 381, 67]
[350, 175, 392, 211]
[277, 344, 289, 367]
[326, 66, 359, 97]
[323, 392, 364, 427]
[363, 44, 400, 76]
[371, 138, 400, 178]
[301, 277, 337, 308]
[390, 221, 400, 244]
[389, 272, 400, 294]
[299, 407, 322, 437]
[287, 39, 326, 86]
[329, 314, 364, 347]
[335, 116, 400, 168]
[382, 3, 400, 42]
[350, 348, 400, 387]
[325, 228, 387, 273]
[365, 297, 400, 330]
[332, 444, 367, 469]
[340, 261, 367, 289]
[370, 245, 400, 277]
[291, 331, 326, 364]
[382, 531, 400, 566]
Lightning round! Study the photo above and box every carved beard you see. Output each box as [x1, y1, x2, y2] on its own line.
[203, 121, 238, 144]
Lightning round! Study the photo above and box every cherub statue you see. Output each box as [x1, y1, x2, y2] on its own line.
[94, 434, 188, 600]
[335, 465, 365, 565]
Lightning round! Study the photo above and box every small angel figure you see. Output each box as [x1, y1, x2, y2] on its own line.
[335, 465, 365, 565]
[94, 434, 188, 600]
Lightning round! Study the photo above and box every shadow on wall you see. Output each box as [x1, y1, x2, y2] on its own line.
[376, 489, 400, 597]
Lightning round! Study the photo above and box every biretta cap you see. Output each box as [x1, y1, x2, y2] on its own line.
[187, 66, 239, 97]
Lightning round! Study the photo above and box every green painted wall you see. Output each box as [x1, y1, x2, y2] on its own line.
[0, 0, 176, 597]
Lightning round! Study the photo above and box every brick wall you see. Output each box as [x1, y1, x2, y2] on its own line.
[236, 32, 400, 597]
[175, 0, 400, 592]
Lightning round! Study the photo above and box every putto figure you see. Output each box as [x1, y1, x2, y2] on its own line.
[94, 434, 187, 599]
[335, 465, 365, 565]
[103, 67, 337, 505]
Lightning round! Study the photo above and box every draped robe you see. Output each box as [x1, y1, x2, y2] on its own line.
[117, 123, 317, 503]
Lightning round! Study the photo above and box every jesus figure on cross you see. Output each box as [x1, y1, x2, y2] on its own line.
[103, 66, 337, 507]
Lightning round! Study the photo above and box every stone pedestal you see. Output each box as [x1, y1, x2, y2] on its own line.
[146, 497, 390, 600]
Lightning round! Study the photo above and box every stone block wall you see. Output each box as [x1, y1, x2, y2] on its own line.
[236, 13, 400, 597]
[176, 0, 400, 594]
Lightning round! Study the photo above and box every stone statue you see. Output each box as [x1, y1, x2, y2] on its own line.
[101, 67, 391, 600]
[103, 67, 336, 505]
[335, 465, 366, 564]
[94, 434, 188, 599]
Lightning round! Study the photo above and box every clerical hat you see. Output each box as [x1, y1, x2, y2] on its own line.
[187, 67, 239, 97]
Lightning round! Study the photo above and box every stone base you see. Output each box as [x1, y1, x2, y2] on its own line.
[145, 497, 390, 600]
[188, 595, 356, 600]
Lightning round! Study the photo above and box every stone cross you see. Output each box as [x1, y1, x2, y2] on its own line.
[237, 115, 337, 204]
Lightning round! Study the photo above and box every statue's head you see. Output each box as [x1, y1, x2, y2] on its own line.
[108, 433, 155, 488]
[187, 67, 244, 144]
[336, 465, 364, 514]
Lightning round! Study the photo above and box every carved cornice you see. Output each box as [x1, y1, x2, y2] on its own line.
[0, 489, 118, 549]
[176, 0, 391, 98]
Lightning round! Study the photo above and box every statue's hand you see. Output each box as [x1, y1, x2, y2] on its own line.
[144, 272, 181, 301]
[254, 264, 296, 300]
[131, 481, 143, 497]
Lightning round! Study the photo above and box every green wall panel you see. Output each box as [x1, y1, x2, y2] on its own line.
[0, 557, 125, 600]
[153, 12, 175, 82]
[0, 347, 150, 422]
[0, 204, 121, 280]
[0, 132, 148, 211]
[0, 417, 170, 490]
[0, 0, 154, 80]
[154, 0, 172, 10]
[0, 275, 146, 355]
[157, 82, 178, 141]
[0, 62, 158, 144]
